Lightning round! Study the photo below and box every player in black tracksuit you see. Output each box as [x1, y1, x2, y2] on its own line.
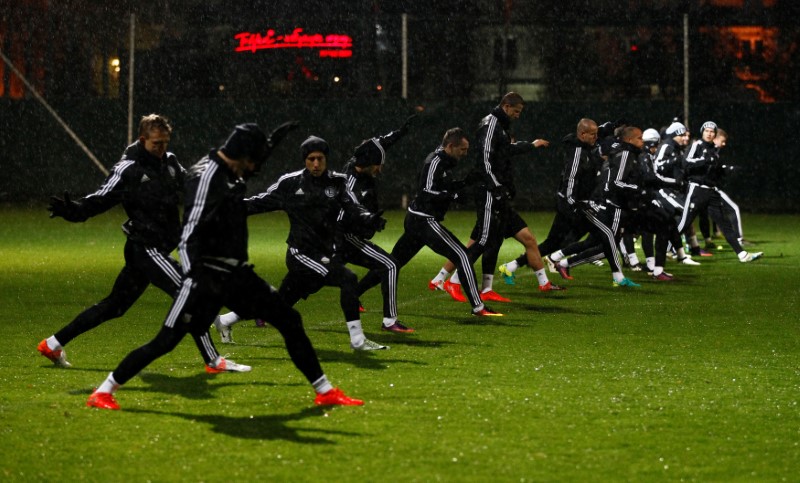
[245, 136, 389, 351]
[559, 126, 647, 286]
[677, 121, 761, 262]
[645, 123, 699, 267]
[432, 93, 559, 300]
[358, 128, 501, 317]
[39, 114, 225, 370]
[87, 123, 363, 410]
[499, 118, 602, 280]
[339, 119, 416, 334]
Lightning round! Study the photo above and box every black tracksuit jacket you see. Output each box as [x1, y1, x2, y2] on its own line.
[179, 151, 249, 273]
[246, 168, 372, 259]
[557, 133, 603, 208]
[472, 105, 535, 198]
[407, 147, 462, 221]
[683, 139, 725, 187]
[69, 141, 185, 252]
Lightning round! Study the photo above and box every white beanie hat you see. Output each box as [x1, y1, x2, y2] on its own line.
[642, 128, 661, 144]
[666, 122, 687, 137]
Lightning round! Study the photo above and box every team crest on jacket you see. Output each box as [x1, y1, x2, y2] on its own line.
[325, 186, 338, 198]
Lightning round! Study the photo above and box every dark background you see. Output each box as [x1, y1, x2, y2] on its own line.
[1, 0, 798, 211]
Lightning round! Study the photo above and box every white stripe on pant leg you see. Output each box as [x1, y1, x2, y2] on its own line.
[146, 248, 182, 286]
[289, 247, 329, 277]
[346, 235, 398, 317]
[428, 219, 481, 305]
[197, 332, 218, 360]
[677, 183, 697, 232]
[586, 211, 620, 270]
[718, 188, 743, 237]
[165, 277, 193, 328]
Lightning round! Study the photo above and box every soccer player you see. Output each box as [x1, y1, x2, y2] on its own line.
[678, 121, 761, 263]
[548, 126, 647, 287]
[338, 117, 418, 334]
[39, 114, 244, 373]
[429, 92, 563, 302]
[241, 135, 389, 351]
[498, 118, 602, 283]
[87, 122, 362, 410]
[357, 127, 502, 317]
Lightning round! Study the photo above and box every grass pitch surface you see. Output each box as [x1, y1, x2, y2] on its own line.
[1, 206, 798, 482]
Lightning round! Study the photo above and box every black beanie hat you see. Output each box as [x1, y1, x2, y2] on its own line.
[300, 135, 329, 161]
[220, 123, 267, 163]
[700, 121, 718, 135]
[353, 138, 386, 168]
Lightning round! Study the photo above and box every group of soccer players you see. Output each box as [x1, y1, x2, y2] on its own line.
[36, 92, 761, 410]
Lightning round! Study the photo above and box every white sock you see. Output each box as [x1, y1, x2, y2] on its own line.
[646, 257, 656, 271]
[346, 320, 365, 347]
[676, 247, 687, 258]
[558, 259, 569, 268]
[482, 274, 494, 292]
[211, 355, 224, 367]
[653, 266, 663, 276]
[612, 272, 624, 283]
[471, 303, 485, 313]
[628, 253, 640, 266]
[738, 251, 749, 261]
[382, 317, 397, 327]
[312, 375, 334, 394]
[535, 268, 548, 286]
[505, 260, 519, 273]
[97, 372, 120, 394]
[550, 250, 565, 262]
[450, 272, 461, 284]
[46, 335, 62, 351]
[432, 268, 449, 284]
[219, 312, 241, 327]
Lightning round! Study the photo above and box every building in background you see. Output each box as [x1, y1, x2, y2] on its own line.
[1, 0, 798, 102]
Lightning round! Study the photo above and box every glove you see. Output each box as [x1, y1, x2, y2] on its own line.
[267, 121, 300, 149]
[491, 185, 511, 202]
[399, 114, 418, 135]
[365, 210, 387, 232]
[48, 191, 82, 221]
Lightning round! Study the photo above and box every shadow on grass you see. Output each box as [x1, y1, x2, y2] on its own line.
[125, 405, 358, 443]
[511, 303, 604, 316]
[69, 371, 285, 400]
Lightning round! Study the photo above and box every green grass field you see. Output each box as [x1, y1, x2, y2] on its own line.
[1, 206, 798, 482]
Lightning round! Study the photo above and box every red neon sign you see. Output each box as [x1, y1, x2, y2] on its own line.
[235, 28, 353, 58]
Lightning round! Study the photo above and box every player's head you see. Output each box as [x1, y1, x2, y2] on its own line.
[714, 128, 728, 150]
[666, 121, 689, 146]
[301, 136, 329, 177]
[500, 92, 524, 119]
[577, 118, 598, 146]
[700, 121, 717, 142]
[442, 127, 469, 161]
[353, 138, 385, 177]
[642, 128, 661, 152]
[220, 123, 268, 177]
[620, 126, 644, 149]
[138, 114, 172, 159]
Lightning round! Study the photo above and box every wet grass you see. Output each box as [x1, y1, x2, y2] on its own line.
[1, 206, 798, 481]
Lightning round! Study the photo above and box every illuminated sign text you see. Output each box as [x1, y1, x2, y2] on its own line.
[235, 28, 353, 58]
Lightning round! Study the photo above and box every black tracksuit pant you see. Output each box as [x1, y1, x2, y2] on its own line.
[111, 264, 323, 385]
[358, 212, 483, 309]
[54, 238, 219, 363]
